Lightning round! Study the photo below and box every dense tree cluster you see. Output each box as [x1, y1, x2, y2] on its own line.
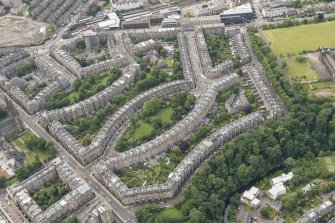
[26, 136, 56, 157]
[248, 27, 293, 107]
[205, 34, 233, 66]
[262, 16, 335, 30]
[15, 61, 36, 77]
[44, 68, 121, 110]
[88, 4, 101, 16]
[0, 176, 6, 188]
[141, 98, 163, 118]
[32, 180, 70, 210]
[15, 157, 42, 181]
[260, 207, 276, 219]
[136, 28, 335, 222]
[154, 44, 168, 57]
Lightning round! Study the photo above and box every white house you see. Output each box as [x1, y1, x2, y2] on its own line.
[271, 172, 293, 186]
[267, 183, 286, 200]
[241, 186, 260, 208]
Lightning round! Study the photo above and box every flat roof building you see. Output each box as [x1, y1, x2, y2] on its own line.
[98, 13, 121, 30]
[220, 3, 255, 24]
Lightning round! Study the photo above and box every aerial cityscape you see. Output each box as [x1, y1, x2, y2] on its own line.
[0, 0, 334, 222]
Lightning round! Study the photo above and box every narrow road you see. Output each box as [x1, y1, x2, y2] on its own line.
[0, 90, 137, 223]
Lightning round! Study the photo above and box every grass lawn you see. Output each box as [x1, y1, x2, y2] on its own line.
[286, 60, 318, 81]
[155, 107, 173, 124]
[311, 81, 335, 90]
[12, 131, 52, 164]
[158, 208, 189, 222]
[131, 107, 173, 140]
[164, 58, 174, 67]
[132, 120, 154, 140]
[320, 156, 335, 172]
[263, 21, 335, 82]
[264, 21, 335, 56]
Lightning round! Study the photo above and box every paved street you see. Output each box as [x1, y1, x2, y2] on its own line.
[0, 89, 137, 223]
[0, 197, 29, 223]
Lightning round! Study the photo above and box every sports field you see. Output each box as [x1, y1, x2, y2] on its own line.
[263, 21, 335, 82]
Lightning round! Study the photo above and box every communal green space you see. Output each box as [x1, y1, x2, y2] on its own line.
[44, 68, 122, 110]
[12, 130, 56, 164]
[117, 84, 246, 188]
[15, 61, 36, 77]
[32, 180, 70, 211]
[117, 147, 185, 187]
[5, 130, 57, 183]
[164, 58, 174, 67]
[26, 82, 47, 100]
[286, 59, 318, 81]
[115, 92, 195, 152]
[205, 33, 233, 65]
[264, 21, 335, 56]
[65, 58, 184, 145]
[263, 21, 335, 82]
[136, 205, 190, 223]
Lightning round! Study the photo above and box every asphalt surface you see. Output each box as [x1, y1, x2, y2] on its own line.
[0, 89, 137, 223]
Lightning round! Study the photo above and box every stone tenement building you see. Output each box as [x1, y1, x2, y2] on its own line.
[0, 51, 32, 79]
[177, 31, 197, 88]
[225, 90, 250, 114]
[82, 202, 120, 223]
[0, 95, 25, 139]
[1, 79, 70, 114]
[126, 27, 179, 41]
[94, 112, 264, 205]
[29, 0, 90, 26]
[49, 80, 191, 166]
[195, 29, 234, 78]
[40, 63, 140, 123]
[122, 33, 156, 56]
[0, 50, 71, 115]
[246, 66, 285, 119]
[94, 74, 240, 172]
[320, 48, 335, 81]
[230, 33, 251, 65]
[51, 33, 129, 78]
[34, 55, 66, 81]
[7, 158, 94, 223]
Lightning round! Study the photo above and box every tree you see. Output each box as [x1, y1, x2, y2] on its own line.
[141, 98, 162, 118]
[15, 61, 36, 77]
[189, 209, 206, 223]
[260, 207, 273, 219]
[89, 4, 101, 16]
[0, 176, 6, 188]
